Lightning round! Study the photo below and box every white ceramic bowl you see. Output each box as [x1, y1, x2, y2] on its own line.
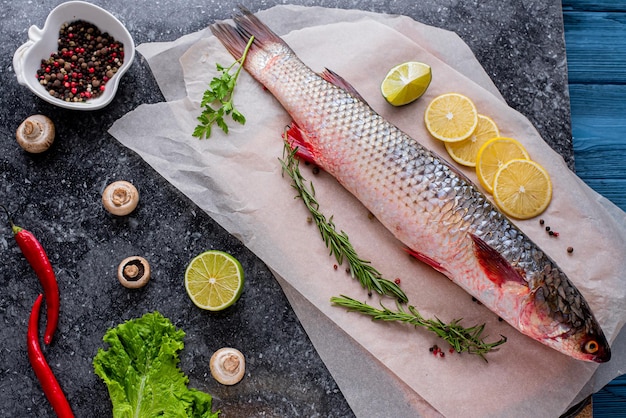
[12, 1, 135, 111]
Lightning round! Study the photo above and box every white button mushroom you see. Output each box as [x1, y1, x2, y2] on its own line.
[210, 347, 245, 385]
[102, 180, 139, 216]
[16, 115, 55, 153]
[117, 256, 151, 288]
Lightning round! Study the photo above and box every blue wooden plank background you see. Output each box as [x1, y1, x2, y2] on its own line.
[562, 0, 626, 415]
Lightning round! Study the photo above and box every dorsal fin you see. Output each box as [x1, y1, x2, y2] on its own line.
[320, 68, 368, 105]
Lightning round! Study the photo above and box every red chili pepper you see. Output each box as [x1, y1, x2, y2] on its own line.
[27, 294, 74, 417]
[3, 207, 59, 344]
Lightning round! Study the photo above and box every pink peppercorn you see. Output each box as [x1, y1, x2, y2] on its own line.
[36, 19, 124, 102]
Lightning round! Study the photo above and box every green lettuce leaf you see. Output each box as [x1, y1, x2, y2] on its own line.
[93, 311, 220, 418]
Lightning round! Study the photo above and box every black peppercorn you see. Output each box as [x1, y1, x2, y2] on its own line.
[36, 19, 124, 102]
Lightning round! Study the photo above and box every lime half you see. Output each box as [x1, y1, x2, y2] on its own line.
[185, 250, 244, 311]
[381, 62, 432, 106]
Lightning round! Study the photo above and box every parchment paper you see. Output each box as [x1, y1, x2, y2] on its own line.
[109, 6, 626, 417]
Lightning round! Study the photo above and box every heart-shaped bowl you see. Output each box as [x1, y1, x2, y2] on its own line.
[12, 1, 135, 111]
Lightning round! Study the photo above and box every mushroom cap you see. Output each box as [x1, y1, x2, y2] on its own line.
[102, 180, 139, 216]
[117, 256, 151, 289]
[16, 114, 55, 153]
[210, 347, 245, 385]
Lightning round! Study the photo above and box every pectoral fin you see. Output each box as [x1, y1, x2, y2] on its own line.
[470, 234, 528, 288]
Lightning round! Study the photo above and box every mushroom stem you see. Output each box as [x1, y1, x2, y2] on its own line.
[112, 187, 132, 207]
[23, 120, 42, 139]
[123, 264, 140, 279]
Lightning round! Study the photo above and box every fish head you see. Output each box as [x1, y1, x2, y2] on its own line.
[519, 269, 611, 363]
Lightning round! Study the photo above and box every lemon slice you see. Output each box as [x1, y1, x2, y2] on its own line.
[475, 137, 530, 193]
[493, 159, 552, 219]
[381, 62, 432, 106]
[444, 114, 499, 167]
[184, 250, 244, 311]
[424, 93, 478, 142]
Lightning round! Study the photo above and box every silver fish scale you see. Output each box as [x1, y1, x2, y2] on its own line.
[289, 66, 595, 332]
[246, 30, 599, 340]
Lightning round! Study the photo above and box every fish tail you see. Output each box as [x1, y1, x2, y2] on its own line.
[211, 7, 290, 62]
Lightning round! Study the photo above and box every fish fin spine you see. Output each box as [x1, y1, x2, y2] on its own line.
[320, 69, 369, 104]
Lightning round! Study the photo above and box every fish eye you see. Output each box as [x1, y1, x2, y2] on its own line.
[584, 340, 599, 354]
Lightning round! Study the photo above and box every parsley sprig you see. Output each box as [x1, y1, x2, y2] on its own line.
[193, 36, 255, 139]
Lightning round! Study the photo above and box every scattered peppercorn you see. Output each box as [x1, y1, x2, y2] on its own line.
[471, 296, 482, 305]
[428, 344, 449, 358]
[36, 20, 124, 103]
[312, 166, 320, 175]
[567, 247, 574, 254]
[394, 278, 401, 285]
[540, 222, 561, 238]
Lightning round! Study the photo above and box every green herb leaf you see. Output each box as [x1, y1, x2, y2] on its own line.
[93, 312, 220, 418]
[193, 36, 255, 139]
[231, 109, 246, 125]
[279, 139, 408, 302]
[331, 296, 507, 361]
[277, 136, 505, 360]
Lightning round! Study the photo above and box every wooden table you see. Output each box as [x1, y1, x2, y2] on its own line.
[563, 0, 626, 415]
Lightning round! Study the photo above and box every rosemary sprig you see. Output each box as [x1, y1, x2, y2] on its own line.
[193, 36, 255, 139]
[279, 140, 408, 302]
[331, 295, 507, 361]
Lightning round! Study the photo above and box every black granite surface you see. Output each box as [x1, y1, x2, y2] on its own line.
[0, 1, 572, 417]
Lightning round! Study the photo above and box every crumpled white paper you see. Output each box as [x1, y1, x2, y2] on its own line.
[109, 5, 626, 417]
